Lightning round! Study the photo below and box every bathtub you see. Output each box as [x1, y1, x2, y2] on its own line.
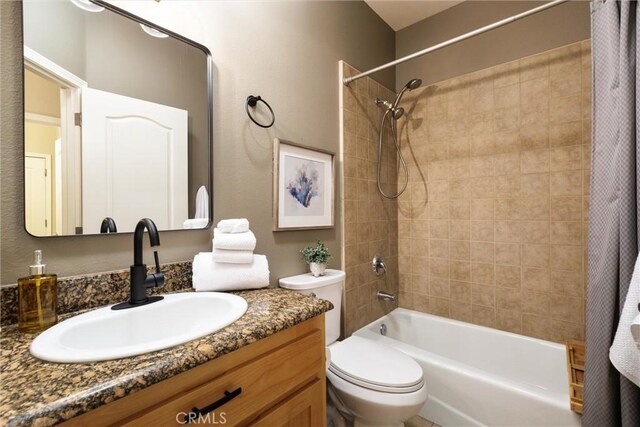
[353, 308, 581, 427]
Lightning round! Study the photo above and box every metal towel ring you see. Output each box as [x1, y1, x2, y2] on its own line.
[246, 95, 275, 128]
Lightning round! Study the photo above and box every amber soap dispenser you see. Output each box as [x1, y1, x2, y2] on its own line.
[18, 250, 58, 333]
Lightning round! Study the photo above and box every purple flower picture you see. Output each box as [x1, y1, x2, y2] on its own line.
[286, 163, 319, 207]
[283, 155, 325, 217]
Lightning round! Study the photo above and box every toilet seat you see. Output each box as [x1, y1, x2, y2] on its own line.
[328, 336, 424, 394]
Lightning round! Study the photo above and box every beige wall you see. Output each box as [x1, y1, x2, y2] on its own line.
[25, 122, 59, 235]
[341, 62, 399, 337]
[396, 1, 590, 89]
[24, 69, 61, 118]
[396, 41, 591, 343]
[0, 1, 395, 285]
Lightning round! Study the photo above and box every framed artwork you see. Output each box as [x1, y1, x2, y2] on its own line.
[273, 139, 335, 231]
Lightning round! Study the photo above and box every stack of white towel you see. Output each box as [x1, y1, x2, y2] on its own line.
[192, 218, 270, 291]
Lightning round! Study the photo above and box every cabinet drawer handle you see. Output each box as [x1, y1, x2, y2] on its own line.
[187, 387, 242, 423]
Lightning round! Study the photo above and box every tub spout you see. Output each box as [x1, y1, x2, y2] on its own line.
[377, 291, 396, 302]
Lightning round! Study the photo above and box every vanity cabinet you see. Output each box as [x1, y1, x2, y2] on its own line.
[63, 315, 326, 427]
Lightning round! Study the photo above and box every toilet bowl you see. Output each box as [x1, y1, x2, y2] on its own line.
[279, 269, 427, 427]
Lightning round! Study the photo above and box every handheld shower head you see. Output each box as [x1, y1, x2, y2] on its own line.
[406, 78, 422, 90]
[392, 78, 423, 109]
[392, 107, 405, 120]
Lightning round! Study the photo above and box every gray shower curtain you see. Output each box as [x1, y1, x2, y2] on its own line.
[584, 1, 640, 426]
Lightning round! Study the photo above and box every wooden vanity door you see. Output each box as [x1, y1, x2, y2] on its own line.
[250, 379, 324, 427]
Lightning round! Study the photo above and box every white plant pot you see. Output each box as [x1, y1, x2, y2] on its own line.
[309, 262, 326, 277]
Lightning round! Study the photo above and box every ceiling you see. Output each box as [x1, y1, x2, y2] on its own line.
[364, 0, 464, 31]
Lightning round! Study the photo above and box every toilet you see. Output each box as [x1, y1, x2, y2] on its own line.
[279, 269, 427, 427]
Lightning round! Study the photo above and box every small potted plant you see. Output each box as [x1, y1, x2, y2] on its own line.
[300, 240, 331, 277]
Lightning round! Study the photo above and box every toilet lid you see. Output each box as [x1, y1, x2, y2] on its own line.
[328, 337, 424, 393]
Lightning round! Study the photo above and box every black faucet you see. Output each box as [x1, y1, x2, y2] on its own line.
[100, 217, 118, 233]
[112, 218, 165, 310]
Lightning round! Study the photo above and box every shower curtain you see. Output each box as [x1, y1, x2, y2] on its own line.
[584, 1, 640, 426]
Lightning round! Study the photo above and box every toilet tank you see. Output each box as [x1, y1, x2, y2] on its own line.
[279, 269, 345, 345]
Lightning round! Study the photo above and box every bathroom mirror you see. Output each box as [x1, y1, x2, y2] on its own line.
[22, 0, 212, 237]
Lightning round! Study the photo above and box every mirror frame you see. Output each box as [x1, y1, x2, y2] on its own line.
[22, 0, 214, 237]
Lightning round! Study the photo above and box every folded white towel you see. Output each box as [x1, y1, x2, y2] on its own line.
[193, 252, 269, 291]
[217, 218, 250, 234]
[195, 185, 209, 219]
[212, 248, 254, 264]
[183, 218, 209, 229]
[213, 228, 256, 251]
[609, 253, 640, 387]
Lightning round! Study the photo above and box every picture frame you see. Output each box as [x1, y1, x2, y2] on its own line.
[273, 139, 335, 231]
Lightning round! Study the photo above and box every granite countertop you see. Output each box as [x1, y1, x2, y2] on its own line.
[0, 288, 332, 427]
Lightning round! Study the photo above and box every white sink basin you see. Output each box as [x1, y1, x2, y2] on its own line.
[30, 292, 248, 363]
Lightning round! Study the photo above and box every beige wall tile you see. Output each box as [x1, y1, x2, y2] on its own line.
[471, 263, 495, 285]
[495, 198, 522, 220]
[550, 146, 582, 171]
[521, 150, 550, 174]
[495, 220, 522, 243]
[473, 305, 497, 327]
[450, 220, 470, 240]
[471, 220, 495, 242]
[549, 295, 583, 324]
[550, 245, 583, 272]
[494, 61, 520, 87]
[430, 239, 449, 259]
[450, 260, 472, 282]
[495, 176, 521, 198]
[412, 274, 429, 294]
[520, 52, 549, 82]
[522, 267, 553, 292]
[451, 302, 473, 322]
[430, 220, 450, 239]
[522, 291, 552, 315]
[430, 297, 451, 317]
[550, 121, 582, 147]
[430, 277, 450, 298]
[550, 319, 585, 342]
[472, 284, 495, 307]
[550, 221, 582, 245]
[521, 173, 550, 197]
[471, 241, 495, 263]
[550, 170, 582, 196]
[430, 258, 450, 278]
[496, 265, 521, 289]
[471, 199, 495, 220]
[495, 242, 521, 266]
[470, 177, 495, 199]
[551, 196, 582, 221]
[520, 124, 549, 150]
[496, 288, 522, 311]
[496, 309, 523, 333]
[450, 199, 471, 219]
[523, 314, 553, 341]
[522, 244, 550, 268]
[522, 221, 550, 244]
[550, 95, 582, 124]
[521, 197, 550, 220]
[451, 281, 471, 302]
[551, 269, 584, 296]
[450, 240, 471, 260]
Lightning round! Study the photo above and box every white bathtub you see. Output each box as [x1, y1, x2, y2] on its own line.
[353, 308, 581, 427]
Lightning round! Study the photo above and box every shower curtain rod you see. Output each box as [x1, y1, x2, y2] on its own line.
[343, 0, 570, 85]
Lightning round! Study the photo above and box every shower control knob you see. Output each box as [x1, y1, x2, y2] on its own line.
[372, 254, 387, 276]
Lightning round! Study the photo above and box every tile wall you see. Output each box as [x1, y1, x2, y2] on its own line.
[395, 41, 591, 343]
[341, 63, 399, 337]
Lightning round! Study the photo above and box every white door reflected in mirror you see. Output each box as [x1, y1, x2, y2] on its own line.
[81, 88, 188, 234]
